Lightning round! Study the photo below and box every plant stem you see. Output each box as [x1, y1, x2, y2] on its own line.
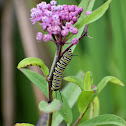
[48, 44, 62, 82]
[62, 44, 74, 56]
[79, 33, 87, 40]
[48, 113, 53, 126]
[73, 106, 89, 126]
[47, 44, 62, 126]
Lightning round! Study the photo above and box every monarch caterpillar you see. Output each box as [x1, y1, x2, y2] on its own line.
[51, 49, 72, 91]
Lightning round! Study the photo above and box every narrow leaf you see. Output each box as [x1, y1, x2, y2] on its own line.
[93, 76, 124, 99]
[76, 0, 112, 29]
[17, 57, 49, 76]
[20, 68, 48, 98]
[78, 0, 92, 21]
[64, 76, 83, 91]
[57, 0, 77, 5]
[87, 0, 96, 11]
[83, 71, 92, 90]
[39, 99, 62, 113]
[78, 114, 126, 126]
[78, 91, 94, 114]
[15, 124, 34, 126]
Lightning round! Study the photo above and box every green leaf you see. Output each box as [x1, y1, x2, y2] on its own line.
[17, 57, 49, 76]
[76, 0, 112, 29]
[20, 68, 48, 98]
[39, 99, 62, 113]
[83, 71, 92, 91]
[63, 76, 83, 91]
[56, 92, 73, 124]
[15, 123, 34, 126]
[93, 76, 124, 99]
[57, 0, 77, 5]
[87, 0, 96, 11]
[89, 96, 99, 119]
[78, 0, 92, 21]
[78, 91, 94, 114]
[78, 114, 126, 126]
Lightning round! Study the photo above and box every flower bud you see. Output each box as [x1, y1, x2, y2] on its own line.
[69, 14, 72, 20]
[72, 16, 78, 23]
[74, 11, 79, 16]
[72, 38, 79, 45]
[68, 5, 75, 12]
[64, 6, 68, 10]
[85, 11, 92, 16]
[63, 4, 67, 8]
[43, 34, 52, 42]
[78, 7, 83, 14]
[70, 20, 74, 25]
[91, 85, 97, 93]
[70, 27, 78, 34]
[74, 5, 78, 11]
[36, 32, 43, 40]
[61, 15, 65, 20]
[65, 16, 69, 21]
[61, 29, 69, 36]
[47, 4, 51, 10]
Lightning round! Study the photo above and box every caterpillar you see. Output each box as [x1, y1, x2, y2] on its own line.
[51, 49, 72, 91]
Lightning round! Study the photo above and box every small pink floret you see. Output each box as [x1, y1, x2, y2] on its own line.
[61, 29, 68, 36]
[50, 0, 57, 6]
[43, 34, 52, 42]
[70, 27, 78, 34]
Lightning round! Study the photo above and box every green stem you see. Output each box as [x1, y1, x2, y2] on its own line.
[73, 106, 90, 126]
[48, 113, 53, 126]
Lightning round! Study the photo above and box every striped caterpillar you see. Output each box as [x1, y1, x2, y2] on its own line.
[51, 49, 72, 91]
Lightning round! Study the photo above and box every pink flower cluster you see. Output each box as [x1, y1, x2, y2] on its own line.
[30, 0, 83, 44]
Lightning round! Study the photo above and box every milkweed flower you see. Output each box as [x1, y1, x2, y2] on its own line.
[30, 0, 83, 44]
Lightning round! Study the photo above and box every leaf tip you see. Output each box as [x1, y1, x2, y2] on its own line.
[120, 83, 125, 87]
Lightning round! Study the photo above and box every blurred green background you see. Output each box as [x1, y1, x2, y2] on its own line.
[1, 0, 126, 126]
